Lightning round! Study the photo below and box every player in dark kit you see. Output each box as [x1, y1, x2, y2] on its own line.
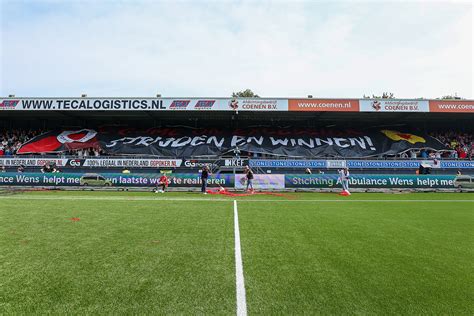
[200, 166, 210, 194]
[244, 166, 254, 192]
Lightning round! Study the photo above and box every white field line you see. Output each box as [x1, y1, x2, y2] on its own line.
[0, 196, 472, 203]
[234, 200, 247, 316]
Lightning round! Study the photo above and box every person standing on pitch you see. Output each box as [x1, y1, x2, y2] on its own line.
[338, 167, 351, 195]
[244, 166, 254, 192]
[200, 165, 210, 194]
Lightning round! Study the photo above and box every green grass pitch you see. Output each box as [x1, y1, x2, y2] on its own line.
[0, 191, 473, 314]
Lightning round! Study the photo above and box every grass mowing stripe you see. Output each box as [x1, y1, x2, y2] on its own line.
[0, 199, 236, 314]
[238, 201, 474, 314]
[234, 200, 247, 316]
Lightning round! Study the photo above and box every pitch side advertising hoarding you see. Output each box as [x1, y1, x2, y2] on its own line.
[285, 174, 456, 189]
[2, 157, 472, 170]
[0, 157, 182, 168]
[250, 159, 474, 169]
[0, 173, 234, 187]
[428, 100, 474, 113]
[288, 99, 359, 112]
[235, 174, 285, 190]
[359, 99, 430, 112]
[2, 98, 474, 112]
[0, 158, 70, 167]
[0, 98, 288, 111]
[0, 173, 458, 189]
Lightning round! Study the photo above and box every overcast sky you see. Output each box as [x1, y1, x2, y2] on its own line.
[1, 0, 473, 99]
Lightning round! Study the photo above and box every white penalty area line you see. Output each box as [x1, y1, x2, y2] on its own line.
[0, 196, 472, 203]
[234, 200, 247, 316]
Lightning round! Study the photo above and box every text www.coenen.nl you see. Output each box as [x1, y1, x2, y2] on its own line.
[437, 104, 474, 110]
[297, 102, 352, 108]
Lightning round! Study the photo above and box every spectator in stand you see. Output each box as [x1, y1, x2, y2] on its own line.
[420, 149, 428, 158]
[458, 147, 467, 159]
[430, 131, 473, 159]
[400, 151, 409, 159]
[1, 166, 5, 172]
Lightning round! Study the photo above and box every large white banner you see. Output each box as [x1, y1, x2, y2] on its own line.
[0, 98, 288, 111]
[235, 174, 285, 190]
[0, 157, 69, 167]
[228, 99, 288, 111]
[359, 99, 429, 112]
[82, 158, 182, 168]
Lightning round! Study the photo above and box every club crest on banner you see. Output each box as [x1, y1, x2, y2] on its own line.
[381, 130, 425, 144]
[57, 129, 97, 144]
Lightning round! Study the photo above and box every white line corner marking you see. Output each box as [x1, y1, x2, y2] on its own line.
[234, 200, 248, 316]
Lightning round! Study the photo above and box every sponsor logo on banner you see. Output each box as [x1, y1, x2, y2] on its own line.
[359, 99, 429, 112]
[288, 99, 359, 112]
[225, 159, 246, 167]
[429, 100, 474, 113]
[228, 99, 288, 111]
[326, 160, 347, 168]
[420, 160, 441, 169]
[67, 159, 84, 167]
[82, 159, 182, 168]
[0, 158, 69, 167]
[440, 160, 474, 168]
[57, 129, 97, 144]
[184, 159, 219, 169]
[235, 174, 285, 190]
[249, 160, 326, 168]
[229, 99, 239, 110]
[169, 100, 190, 110]
[249, 159, 473, 169]
[3, 98, 235, 111]
[0, 172, 234, 187]
[285, 174, 456, 188]
[0, 100, 20, 110]
[194, 100, 216, 110]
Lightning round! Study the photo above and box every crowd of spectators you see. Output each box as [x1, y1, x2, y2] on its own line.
[429, 131, 473, 159]
[0, 129, 44, 156]
[0, 129, 103, 157]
